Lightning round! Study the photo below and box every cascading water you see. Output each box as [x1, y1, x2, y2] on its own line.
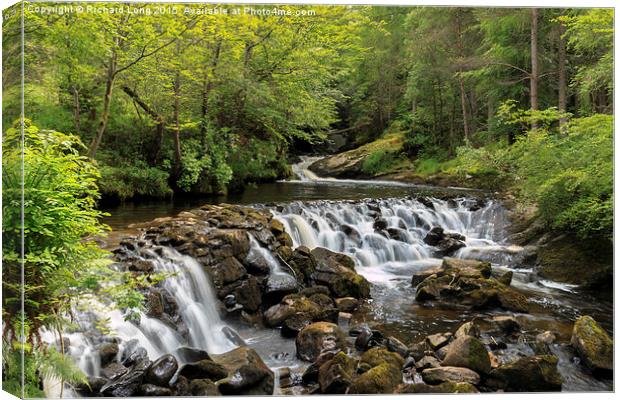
[272, 197, 509, 286]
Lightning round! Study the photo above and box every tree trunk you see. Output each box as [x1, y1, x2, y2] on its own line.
[455, 10, 470, 142]
[72, 87, 81, 134]
[530, 8, 539, 128]
[173, 71, 182, 167]
[558, 18, 568, 131]
[88, 56, 116, 158]
[200, 40, 222, 137]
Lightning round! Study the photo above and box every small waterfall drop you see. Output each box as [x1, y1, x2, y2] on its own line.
[272, 197, 509, 286]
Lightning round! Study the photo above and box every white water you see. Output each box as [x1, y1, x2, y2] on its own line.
[272, 197, 510, 287]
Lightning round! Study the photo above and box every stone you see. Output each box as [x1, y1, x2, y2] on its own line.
[454, 321, 480, 338]
[498, 270, 513, 286]
[335, 297, 359, 312]
[421, 366, 480, 385]
[264, 294, 321, 327]
[145, 354, 178, 387]
[497, 288, 530, 313]
[354, 326, 384, 350]
[211, 346, 274, 395]
[570, 315, 613, 372]
[408, 341, 431, 360]
[97, 342, 119, 366]
[415, 356, 441, 371]
[232, 276, 262, 312]
[190, 379, 220, 396]
[347, 361, 402, 394]
[442, 258, 491, 279]
[281, 314, 312, 338]
[175, 347, 211, 363]
[361, 347, 404, 369]
[102, 362, 128, 381]
[397, 382, 479, 393]
[386, 336, 409, 358]
[426, 333, 451, 350]
[296, 322, 347, 362]
[139, 384, 172, 396]
[311, 247, 356, 270]
[492, 315, 521, 333]
[178, 359, 228, 381]
[485, 355, 562, 392]
[318, 352, 356, 393]
[101, 359, 151, 397]
[210, 256, 247, 286]
[270, 219, 286, 235]
[373, 218, 388, 231]
[441, 336, 491, 375]
[411, 266, 444, 287]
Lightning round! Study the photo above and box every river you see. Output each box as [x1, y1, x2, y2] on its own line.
[50, 157, 612, 396]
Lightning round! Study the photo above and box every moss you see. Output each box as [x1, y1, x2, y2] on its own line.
[397, 382, 478, 393]
[571, 316, 613, 371]
[347, 362, 401, 394]
[360, 348, 404, 369]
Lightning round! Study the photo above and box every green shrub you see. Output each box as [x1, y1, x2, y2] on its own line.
[361, 150, 401, 175]
[99, 162, 172, 200]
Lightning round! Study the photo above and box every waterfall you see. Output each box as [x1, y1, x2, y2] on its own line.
[272, 197, 510, 286]
[290, 156, 324, 181]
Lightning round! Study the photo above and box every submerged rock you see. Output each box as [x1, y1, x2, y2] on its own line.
[570, 315, 613, 373]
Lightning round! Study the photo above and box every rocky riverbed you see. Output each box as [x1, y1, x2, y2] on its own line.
[53, 199, 613, 396]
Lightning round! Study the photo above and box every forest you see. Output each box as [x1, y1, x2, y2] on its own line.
[1, 2, 614, 398]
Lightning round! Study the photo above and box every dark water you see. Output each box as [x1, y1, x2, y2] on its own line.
[101, 180, 485, 230]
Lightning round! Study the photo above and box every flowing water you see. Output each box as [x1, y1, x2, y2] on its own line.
[50, 156, 612, 396]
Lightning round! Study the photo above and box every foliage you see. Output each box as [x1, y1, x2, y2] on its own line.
[98, 162, 172, 200]
[361, 150, 402, 175]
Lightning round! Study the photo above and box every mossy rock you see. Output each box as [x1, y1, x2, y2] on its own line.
[318, 352, 356, 394]
[485, 355, 562, 392]
[296, 322, 347, 362]
[360, 347, 404, 369]
[570, 315, 613, 372]
[442, 258, 492, 279]
[347, 362, 402, 394]
[397, 382, 479, 393]
[441, 336, 491, 375]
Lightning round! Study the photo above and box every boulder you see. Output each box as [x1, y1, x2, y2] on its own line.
[97, 342, 119, 366]
[102, 362, 128, 381]
[264, 273, 298, 303]
[386, 336, 409, 358]
[454, 321, 480, 338]
[211, 346, 274, 395]
[264, 294, 323, 327]
[175, 347, 211, 363]
[442, 258, 491, 278]
[421, 367, 480, 385]
[335, 297, 359, 312]
[423, 228, 467, 256]
[498, 270, 513, 286]
[189, 379, 220, 396]
[354, 326, 384, 350]
[139, 384, 172, 396]
[360, 347, 404, 369]
[570, 315, 613, 372]
[441, 336, 491, 375]
[491, 316, 521, 334]
[415, 356, 441, 371]
[397, 382, 479, 393]
[296, 322, 347, 362]
[310, 248, 370, 299]
[178, 359, 228, 381]
[411, 265, 444, 287]
[210, 256, 247, 287]
[347, 361, 402, 394]
[318, 352, 356, 393]
[485, 355, 562, 392]
[426, 333, 451, 350]
[145, 354, 178, 387]
[100, 359, 151, 397]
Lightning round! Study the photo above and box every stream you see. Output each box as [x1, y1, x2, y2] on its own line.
[47, 156, 612, 396]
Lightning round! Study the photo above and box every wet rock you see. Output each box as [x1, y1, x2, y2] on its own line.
[318, 351, 356, 393]
[498, 270, 513, 286]
[373, 218, 388, 231]
[426, 333, 451, 350]
[175, 347, 211, 363]
[441, 336, 491, 375]
[423, 228, 466, 256]
[411, 265, 444, 287]
[311, 247, 356, 270]
[212, 346, 274, 395]
[97, 342, 119, 366]
[310, 247, 370, 299]
[171, 375, 191, 396]
[210, 256, 247, 286]
[264, 294, 322, 327]
[101, 359, 151, 397]
[347, 361, 401, 394]
[397, 382, 479, 393]
[178, 359, 228, 381]
[300, 285, 331, 297]
[454, 321, 480, 338]
[296, 322, 347, 362]
[264, 273, 298, 303]
[335, 297, 359, 312]
[309, 293, 335, 308]
[354, 326, 384, 350]
[139, 383, 172, 396]
[485, 355, 562, 392]
[570, 315, 613, 373]
[536, 331, 556, 345]
[120, 341, 148, 367]
[145, 354, 178, 387]
[281, 314, 312, 338]
[189, 379, 220, 396]
[230, 276, 262, 312]
[102, 362, 128, 381]
[492, 316, 521, 334]
[421, 366, 480, 385]
[408, 341, 431, 361]
[386, 336, 409, 358]
[145, 290, 164, 318]
[496, 288, 529, 313]
[270, 219, 286, 235]
[443, 258, 491, 278]
[129, 259, 155, 273]
[415, 356, 441, 371]
[76, 376, 107, 396]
